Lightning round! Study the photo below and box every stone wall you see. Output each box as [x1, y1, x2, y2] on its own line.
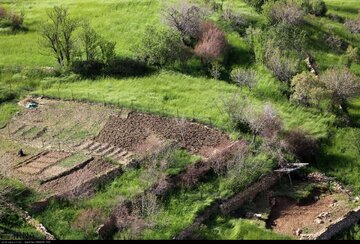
[301, 207, 360, 240]
[175, 171, 282, 240]
[220, 172, 281, 215]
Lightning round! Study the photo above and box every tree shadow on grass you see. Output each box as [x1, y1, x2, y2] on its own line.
[326, 4, 360, 16]
[71, 57, 157, 80]
[348, 101, 360, 128]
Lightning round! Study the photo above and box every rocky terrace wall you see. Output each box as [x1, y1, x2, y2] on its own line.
[301, 207, 360, 240]
[175, 171, 282, 240]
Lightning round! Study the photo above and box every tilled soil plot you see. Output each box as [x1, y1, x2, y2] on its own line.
[17, 151, 71, 175]
[96, 112, 232, 157]
[39, 158, 119, 196]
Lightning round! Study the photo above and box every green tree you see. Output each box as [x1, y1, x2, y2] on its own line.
[40, 6, 79, 68]
[290, 72, 329, 106]
[134, 26, 188, 67]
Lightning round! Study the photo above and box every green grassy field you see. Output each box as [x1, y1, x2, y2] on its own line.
[1, 0, 360, 240]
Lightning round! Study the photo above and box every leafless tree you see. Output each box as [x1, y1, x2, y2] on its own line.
[247, 103, 283, 144]
[222, 8, 248, 35]
[40, 6, 79, 67]
[320, 68, 360, 108]
[221, 94, 283, 144]
[266, 0, 304, 27]
[162, 0, 205, 47]
[230, 68, 258, 90]
[211, 142, 249, 175]
[220, 93, 252, 129]
[265, 47, 299, 84]
[131, 193, 160, 224]
[194, 21, 228, 64]
[345, 12, 360, 34]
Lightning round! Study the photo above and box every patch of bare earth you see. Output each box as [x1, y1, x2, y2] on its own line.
[96, 112, 232, 158]
[0, 97, 117, 150]
[13, 151, 71, 186]
[39, 157, 119, 196]
[268, 194, 351, 237]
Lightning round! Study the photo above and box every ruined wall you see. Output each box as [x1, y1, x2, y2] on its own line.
[175, 171, 282, 240]
[220, 172, 281, 215]
[301, 207, 360, 240]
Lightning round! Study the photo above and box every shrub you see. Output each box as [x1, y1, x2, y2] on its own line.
[0, 6, 6, 19]
[245, 27, 266, 63]
[290, 72, 329, 106]
[220, 93, 252, 131]
[244, 0, 267, 12]
[203, 0, 223, 13]
[246, 103, 283, 143]
[0, 88, 17, 104]
[194, 21, 228, 64]
[208, 61, 224, 80]
[0, 6, 24, 31]
[264, 0, 305, 27]
[345, 45, 360, 66]
[99, 39, 116, 64]
[324, 34, 348, 51]
[328, 13, 344, 23]
[230, 68, 258, 90]
[265, 47, 300, 84]
[302, 0, 327, 17]
[80, 22, 101, 62]
[222, 9, 249, 35]
[266, 24, 307, 53]
[135, 26, 188, 67]
[9, 13, 24, 30]
[179, 163, 210, 189]
[345, 12, 360, 34]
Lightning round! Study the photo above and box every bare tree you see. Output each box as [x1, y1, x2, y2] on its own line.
[211, 142, 249, 175]
[162, 0, 205, 47]
[345, 11, 360, 34]
[40, 6, 79, 67]
[247, 103, 283, 144]
[194, 21, 228, 64]
[230, 68, 258, 90]
[320, 68, 360, 110]
[265, 47, 299, 84]
[221, 94, 282, 144]
[220, 93, 252, 129]
[265, 0, 304, 27]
